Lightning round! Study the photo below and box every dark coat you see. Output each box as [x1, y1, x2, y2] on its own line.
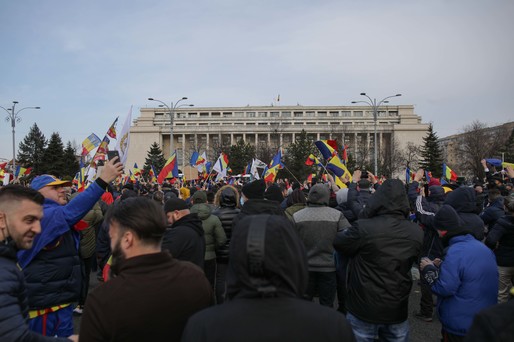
[181, 215, 355, 342]
[465, 299, 514, 342]
[0, 241, 71, 342]
[480, 197, 505, 230]
[231, 199, 285, 231]
[485, 214, 514, 266]
[212, 187, 240, 264]
[445, 187, 485, 241]
[79, 252, 212, 342]
[334, 179, 423, 324]
[162, 213, 205, 269]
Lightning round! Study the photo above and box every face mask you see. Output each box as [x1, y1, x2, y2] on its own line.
[240, 197, 245, 206]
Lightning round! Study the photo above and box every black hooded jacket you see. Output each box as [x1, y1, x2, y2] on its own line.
[212, 187, 240, 264]
[162, 213, 205, 269]
[485, 214, 514, 266]
[334, 179, 423, 324]
[444, 187, 485, 241]
[181, 215, 355, 342]
[231, 198, 285, 231]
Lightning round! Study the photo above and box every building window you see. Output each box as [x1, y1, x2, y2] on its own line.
[234, 111, 244, 118]
[306, 111, 315, 117]
[223, 112, 232, 117]
[176, 123, 185, 126]
[258, 122, 269, 125]
[318, 111, 327, 117]
[258, 112, 267, 117]
[330, 122, 339, 125]
[200, 112, 209, 117]
[330, 111, 339, 117]
[354, 111, 363, 117]
[306, 122, 316, 125]
[294, 112, 303, 117]
[282, 111, 291, 117]
[270, 112, 279, 117]
[199, 123, 208, 126]
[246, 122, 255, 125]
[188, 113, 197, 118]
[212, 112, 221, 116]
[210, 122, 220, 126]
[178, 137, 183, 143]
[341, 111, 351, 117]
[247, 112, 256, 118]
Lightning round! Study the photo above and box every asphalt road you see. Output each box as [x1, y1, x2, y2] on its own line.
[74, 271, 442, 341]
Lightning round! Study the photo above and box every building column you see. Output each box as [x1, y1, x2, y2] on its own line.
[194, 134, 198, 150]
[255, 133, 258, 147]
[279, 133, 283, 147]
[230, 133, 234, 145]
[243, 133, 246, 142]
[206, 133, 210, 155]
[182, 134, 186, 168]
[267, 133, 270, 145]
[317, 133, 320, 141]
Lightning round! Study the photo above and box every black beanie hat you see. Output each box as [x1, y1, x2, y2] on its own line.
[433, 204, 471, 243]
[242, 179, 266, 200]
[264, 184, 284, 203]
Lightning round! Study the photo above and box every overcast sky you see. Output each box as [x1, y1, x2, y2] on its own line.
[1, 0, 513, 161]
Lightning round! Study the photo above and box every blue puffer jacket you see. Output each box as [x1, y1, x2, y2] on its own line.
[432, 234, 498, 336]
[17, 181, 107, 309]
[0, 241, 70, 341]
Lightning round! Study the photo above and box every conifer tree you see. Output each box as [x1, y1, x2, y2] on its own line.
[229, 139, 255, 174]
[284, 129, 317, 182]
[143, 142, 166, 176]
[17, 123, 47, 175]
[419, 123, 443, 177]
[40, 132, 66, 176]
[62, 141, 80, 179]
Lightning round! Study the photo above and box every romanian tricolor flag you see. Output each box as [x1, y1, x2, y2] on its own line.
[107, 117, 118, 139]
[93, 136, 110, 162]
[0, 169, 5, 183]
[263, 165, 280, 183]
[406, 167, 415, 184]
[132, 163, 142, 177]
[341, 145, 349, 164]
[149, 165, 158, 183]
[81, 133, 101, 156]
[443, 163, 458, 182]
[190, 151, 200, 166]
[269, 149, 284, 170]
[15, 166, 32, 178]
[305, 154, 321, 167]
[0, 162, 7, 170]
[196, 152, 206, 166]
[157, 151, 179, 184]
[314, 140, 338, 160]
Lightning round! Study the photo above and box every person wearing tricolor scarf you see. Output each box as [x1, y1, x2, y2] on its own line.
[17, 158, 123, 338]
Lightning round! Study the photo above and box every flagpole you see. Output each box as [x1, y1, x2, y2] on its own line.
[282, 164, 302, 185]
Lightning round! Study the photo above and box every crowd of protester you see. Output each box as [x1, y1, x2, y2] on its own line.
[1, 156, 514, 341]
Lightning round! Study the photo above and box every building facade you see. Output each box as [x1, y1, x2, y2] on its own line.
[127, 104, 429, 171]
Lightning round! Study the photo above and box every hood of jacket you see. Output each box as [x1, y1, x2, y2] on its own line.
[216, 185, 239, 208]
[428, 185, 445, 203]
[190, 203, 212, 220]
[361, 179, 410, 218]
[226, 214, 308, 299]
[171, 213, 204, 237]
[444, 186, 478, 214]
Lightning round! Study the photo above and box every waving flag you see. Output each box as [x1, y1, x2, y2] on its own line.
[269, 148, 284, 169]
[81, 133, 101, 156]
[263, 165, 280, 183]
[132, 163, 142, 177]
[406, 167, 415, 184]
[149, 165, 158, 183]
[443, 163, 458, 182]
[341, 145, 348, 164]
[115, 107, 132, 165]
[213, 153, 229, 173]
[158, 151, 179, 183]
[305, 154, 321, 167]
[190, 151, 200, 166]
[107, 117, 118, 139]
[15, 166, 32, 178]
[326, 155, 351, 178]
[315, 140, 337, 160]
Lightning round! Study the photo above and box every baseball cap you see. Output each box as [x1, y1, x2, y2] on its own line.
[164, 198, 189, 213]
[31, 175, 72, 191]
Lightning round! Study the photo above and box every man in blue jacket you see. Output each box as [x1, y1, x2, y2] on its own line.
[0, 184, 77, 341]
[17, 158, 123, 338]
[420, 204, 498, 341]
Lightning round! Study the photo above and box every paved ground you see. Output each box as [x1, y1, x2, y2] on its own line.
[74, 271, 442, 341]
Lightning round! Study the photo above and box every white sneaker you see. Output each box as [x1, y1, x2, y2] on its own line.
[73, 306, 83, 315]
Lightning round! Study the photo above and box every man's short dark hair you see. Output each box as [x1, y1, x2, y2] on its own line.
[0, 184, 45, 207]
[105, 197, 166, 245]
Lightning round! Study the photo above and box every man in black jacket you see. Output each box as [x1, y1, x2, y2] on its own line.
[181, 215, 355, 342]
[163, 198, 205, 269]
[0, 185, 77, 341]
[334, 179, 423, 341]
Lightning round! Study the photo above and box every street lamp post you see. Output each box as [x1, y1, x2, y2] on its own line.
[351, 93, 401, 175]
[147, 97, 192, 156]
[0, 101, 41, 171]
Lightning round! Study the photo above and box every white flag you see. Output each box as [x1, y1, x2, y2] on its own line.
[250, 158, 267, 180]
[215, 168, 227, 182]
[115, 106, 132, 165]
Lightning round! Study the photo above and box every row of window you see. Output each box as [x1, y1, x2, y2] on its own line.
[173, 121, 390, 126]
[155, 110, 398, 119]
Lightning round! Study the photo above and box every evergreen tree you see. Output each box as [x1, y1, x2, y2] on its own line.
[284, 130, 317, 182]
[17, 123, 47, 175]
[62, 141, 80, 179]
[419, 123, 443, 178]
[40, 132, 66, 177]
[229, 139, 255, 174]
[143, 142, 166, 176]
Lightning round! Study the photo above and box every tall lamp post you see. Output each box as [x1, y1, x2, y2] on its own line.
[351, 93, 401, 175]
[0, 101, 41, 171]
[147, 97, 192, 156]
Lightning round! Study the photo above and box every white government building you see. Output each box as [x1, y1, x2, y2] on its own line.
[126, 104, 429, 170]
